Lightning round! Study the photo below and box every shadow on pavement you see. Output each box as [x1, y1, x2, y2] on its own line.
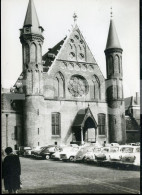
[1, 183, 132, 194]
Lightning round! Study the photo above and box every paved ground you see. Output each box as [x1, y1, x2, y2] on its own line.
[2, 157, 140, 194]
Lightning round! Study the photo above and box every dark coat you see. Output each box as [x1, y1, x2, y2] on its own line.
[2, 153, 21, 191]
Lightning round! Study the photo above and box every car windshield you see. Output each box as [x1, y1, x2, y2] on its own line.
[121, 147, 133, 153]
[110, 147, 119, 152]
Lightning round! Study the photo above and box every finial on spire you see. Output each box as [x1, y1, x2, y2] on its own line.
[88, 103, 90, 108]
[110, 7, 113, 19]
[73, 12, 78, 23]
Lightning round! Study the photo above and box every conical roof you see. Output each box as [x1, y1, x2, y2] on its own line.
[106, 19, 121, 50]
[23, 0, 41, 34]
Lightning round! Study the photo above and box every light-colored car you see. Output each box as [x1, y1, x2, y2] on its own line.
[103, 145, 140, 166]
[84, 147, 104, 162]
[102, 145, 128, 162]
[51, 146, 69, 160]
[121, 146, 140, 166]
[74, 146, 95, 162]
[106, 146, 121, 161]
[51, 144, 80, 160]
[60, 146, 80, 162]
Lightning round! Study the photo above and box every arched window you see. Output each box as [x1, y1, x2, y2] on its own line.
[114, 55, 119, 73]
[24, 43, 30, 64]
[37, 44, 42, 63]
[120, 56, 122, 75]
[108, 55, 113, 75]
[30, 43, 37, 63]
[54, 72, 65, 98]
[91, 75, 101, 100]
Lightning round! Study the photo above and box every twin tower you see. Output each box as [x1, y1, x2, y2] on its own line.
[20, 0, 126, 145]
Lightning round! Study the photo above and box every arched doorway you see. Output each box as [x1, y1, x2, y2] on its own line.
[72, 107, 97, 145]
[83, 117, 96, 142]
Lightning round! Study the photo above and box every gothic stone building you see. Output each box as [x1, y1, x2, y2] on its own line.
[2, 0, 126, 150]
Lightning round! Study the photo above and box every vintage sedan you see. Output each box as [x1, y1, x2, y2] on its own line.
[32, 145, 59, 159]
[74, 146, 95, 162]
[18, 146, 32, 156]
[84, 147, 104, 162]
[60, 146, 80, 162]
[51, 145, 72, 160]
[106, 146, 121, 161]
[121, 146, 140, 166]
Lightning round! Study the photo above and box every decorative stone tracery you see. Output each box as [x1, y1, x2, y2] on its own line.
[68, 75, 88, 97]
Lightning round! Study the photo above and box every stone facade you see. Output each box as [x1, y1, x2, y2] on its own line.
[2, 0, 127, 150]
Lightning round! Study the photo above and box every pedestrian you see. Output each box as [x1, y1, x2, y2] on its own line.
[2, 147, 21, 194]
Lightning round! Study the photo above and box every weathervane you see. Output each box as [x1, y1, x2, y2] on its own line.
[73, 12, 78, 23]
[110, 7, 113, 18]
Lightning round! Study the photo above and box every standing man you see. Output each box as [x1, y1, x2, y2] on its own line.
[2, 147, 21, 194]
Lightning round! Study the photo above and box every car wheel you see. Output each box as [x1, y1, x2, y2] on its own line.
[45, 155, 50, 160]
[69, 156, 74, 162]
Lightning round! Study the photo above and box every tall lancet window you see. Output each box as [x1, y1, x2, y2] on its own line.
[91, 75, 101, 100]
[108, 55, 113, 75]
[114, 55, 119, 74]
[30, 43, 37, 63]
[98, 113, 106, 135]
[52, 112, 61, 136]
[54, 72, 65, 98]
[24, 43, 30, 64]
[37, 44, 42, 63]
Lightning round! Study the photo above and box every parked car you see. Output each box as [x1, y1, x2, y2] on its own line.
[103, 145, 140, 165]
[31, 146, 46, 156]
[32, 145, 59, 159]
[106, 146, 121, 161]
[51, 146, 69, 160]
[74, 146, 95, 162]
[18, 146, 32, 156]
[60, 146, 80, 162]
[84, 147, 103, 162]
[121, 146, 140, 166]
[51, 144, 81, 161]
[98, 146, 110, 161]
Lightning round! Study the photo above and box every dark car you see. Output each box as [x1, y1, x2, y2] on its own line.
[32, 145, 59, 159]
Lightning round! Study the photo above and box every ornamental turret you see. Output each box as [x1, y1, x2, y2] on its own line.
[105, 17, 126, 144]
[20, 0, 45, 148]
[20, 0, 44, 95]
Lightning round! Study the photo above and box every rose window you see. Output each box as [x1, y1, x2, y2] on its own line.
[68, 75, 88, 97]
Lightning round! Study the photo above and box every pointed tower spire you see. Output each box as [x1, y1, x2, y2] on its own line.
[105, 19, 121, 50]
[23, 0, 43, 34]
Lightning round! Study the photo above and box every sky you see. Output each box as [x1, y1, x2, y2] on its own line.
[1, 0, 140, 98]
